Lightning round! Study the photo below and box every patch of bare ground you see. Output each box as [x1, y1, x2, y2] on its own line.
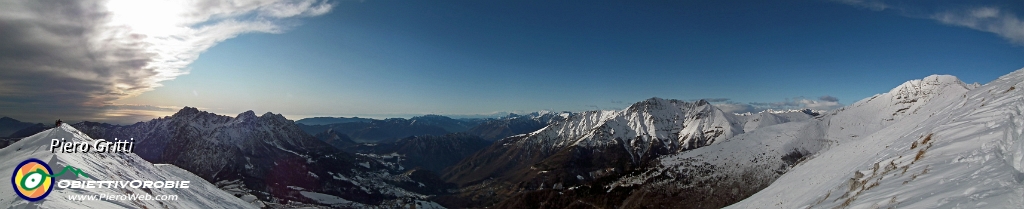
[827, 134, 935, 209]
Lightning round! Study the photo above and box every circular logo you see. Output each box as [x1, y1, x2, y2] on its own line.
[11, 159, 54, 201]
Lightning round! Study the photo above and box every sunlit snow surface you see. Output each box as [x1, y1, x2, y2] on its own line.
[0, 124, 256, 208]
[728, 70, 1024, 208]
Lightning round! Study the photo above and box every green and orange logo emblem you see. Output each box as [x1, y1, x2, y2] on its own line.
[12, 159, 55, 201]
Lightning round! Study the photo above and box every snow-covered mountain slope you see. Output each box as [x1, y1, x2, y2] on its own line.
[729, 71, 1023, 208]
[72, 107, 449, 208]
[608, 119, 830, 209]
[0, 124, 256, 208]
[448, 98, 813, 179]
[824, 75, 973, 142]
[441, 98, 816, 208]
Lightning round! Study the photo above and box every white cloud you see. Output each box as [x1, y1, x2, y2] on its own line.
[971, 7, 1001, 19]
[798, 99, 843, 110]
[833, 0, 888, 11]
[819, 95, 839, 102]
[260, 0, 335, 18]
[931, 7, 1024, 45]
[0, 0, 333, 123]
[714, 103, 757, 114]
[833, 1, 1024, 46]
[712, 96, 844, 114]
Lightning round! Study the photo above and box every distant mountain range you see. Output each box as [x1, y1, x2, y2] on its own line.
[0, 117, 49, 149]
[464, 111, 573, 141]
[295, 116, 374, 125]
[0, 116, 45, 138]
[302, 113, 565, 180]
[296, 112, 565, 143]
[297, 118, 452, 143]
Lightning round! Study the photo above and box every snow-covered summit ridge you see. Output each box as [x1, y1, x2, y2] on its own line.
[847, 74, 968, 108]
[819, 74, 973, 142]
[888, 74, 969, 100]
[0, 124, 256, 208]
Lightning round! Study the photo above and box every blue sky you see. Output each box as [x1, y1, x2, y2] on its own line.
[3, 0, 1024, 124]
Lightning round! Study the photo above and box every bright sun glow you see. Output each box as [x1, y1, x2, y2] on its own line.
[105, 0, 189, 37]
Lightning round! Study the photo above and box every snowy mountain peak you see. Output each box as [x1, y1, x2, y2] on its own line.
[626, 97, 689, 113]
[888, 74, 965, 100]
[235, 110, 257, 121]
[637, 97, 678, 105]
[259, 112, 290, 124]
[166, 107, 232, 124]
[173, 106, 202, 117]
[694, 98, 709, 106]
